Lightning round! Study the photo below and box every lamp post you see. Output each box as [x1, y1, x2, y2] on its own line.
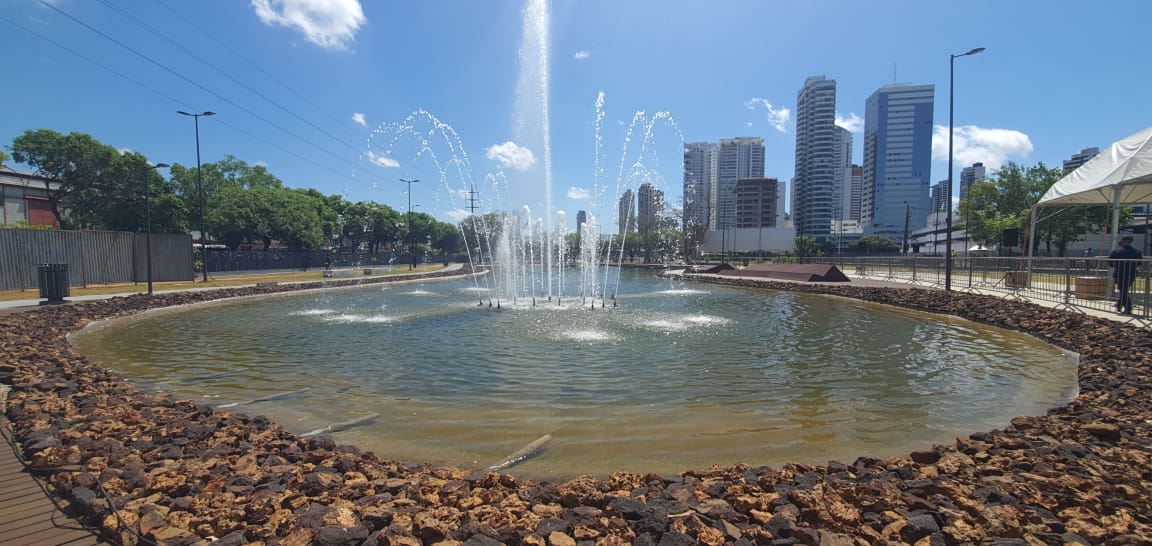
[946, 47, 985, 291]
[399, 178, 419, 269]
[177, 110, 215, 283]
[144, 162, 170, 295]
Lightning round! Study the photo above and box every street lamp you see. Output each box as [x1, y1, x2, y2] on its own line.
[399, 178, 420, 269]
[144, 162, 170, 295]
[177, 110, 215, 283]
[946, 47, 985, 291]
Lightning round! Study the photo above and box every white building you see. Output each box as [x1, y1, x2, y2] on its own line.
[682, 142, 717, 231]
[715, 137, 765, 231]
[793, 76, 838, 241]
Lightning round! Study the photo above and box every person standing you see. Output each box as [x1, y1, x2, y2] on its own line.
[1109, 235, 1143, 314]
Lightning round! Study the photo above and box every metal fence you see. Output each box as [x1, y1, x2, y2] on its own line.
[0, 230, 193, 291]
[826, 255, 1151, 323]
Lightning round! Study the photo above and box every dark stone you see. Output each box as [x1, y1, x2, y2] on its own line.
[214, 529, 248, 546]
[312, 524, 369, 546]
[535, 517, 570, 535]
[899, 512, 941, 543]
[633, 533, 657, 546]
[461, 533, 505, 546]
[657, 532, 696, 546]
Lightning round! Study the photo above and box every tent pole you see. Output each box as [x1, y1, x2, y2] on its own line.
[1026, 206, 1039, 280]
[1111, 185, 1122, 249]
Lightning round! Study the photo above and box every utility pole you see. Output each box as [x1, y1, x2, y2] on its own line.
[902, 202, 911, 254]
[400, 178, 419, 269]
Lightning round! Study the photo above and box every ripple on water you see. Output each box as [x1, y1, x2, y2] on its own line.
[561, 330, 621, 342]
[291, 309, 336, 316]
[322, 314, 397, 324]
[650, 288, 710, 296]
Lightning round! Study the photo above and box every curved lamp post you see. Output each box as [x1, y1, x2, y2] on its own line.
[945, 47, 984, 291]
[144, 162, 171, 295]
[177, 110, 215, 282]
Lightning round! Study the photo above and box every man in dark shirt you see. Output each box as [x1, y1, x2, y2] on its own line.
[1109, 235, 1143, 314]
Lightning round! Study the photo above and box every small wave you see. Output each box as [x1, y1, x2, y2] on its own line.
[461, 287, 491, 292]
[406, 290, 436, 296]
[562, 330, 621, 342]
[651, 289, 709, 296]
[642, 320, 691, 332]
[323, 314, 397, 324]
[682, 314, 732, 326]
[292, 309, 336, 316]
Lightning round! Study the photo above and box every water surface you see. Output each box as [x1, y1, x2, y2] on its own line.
[74, 270, 1077, 480]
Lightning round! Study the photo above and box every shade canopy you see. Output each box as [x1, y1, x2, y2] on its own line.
[1037, 125, 1152, 207]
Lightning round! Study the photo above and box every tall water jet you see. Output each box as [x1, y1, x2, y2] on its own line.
[515, 0, 553, 300]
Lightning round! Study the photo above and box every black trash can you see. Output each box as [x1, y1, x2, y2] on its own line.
[37, 263, 70, 303]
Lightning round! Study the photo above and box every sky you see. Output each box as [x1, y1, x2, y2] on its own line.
[2, 0, 1150, 232]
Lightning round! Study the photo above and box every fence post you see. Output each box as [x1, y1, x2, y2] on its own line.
[1063, 259, 1072, 306]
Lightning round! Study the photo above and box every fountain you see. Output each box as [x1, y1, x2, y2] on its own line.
[70, 0, 1079, 481]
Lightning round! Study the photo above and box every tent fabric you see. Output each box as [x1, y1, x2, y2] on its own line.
[1037, 125, 1152, 206]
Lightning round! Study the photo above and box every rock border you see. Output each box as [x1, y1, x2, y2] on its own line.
[1, 268, 1150, 545]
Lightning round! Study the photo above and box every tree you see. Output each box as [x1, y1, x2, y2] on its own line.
[0, 150, 10, 165]
[961, 161, 1117, 256]
[10, 129, 121, 229]
[794, 234, 819, 258]
[851, 235, 900, 254]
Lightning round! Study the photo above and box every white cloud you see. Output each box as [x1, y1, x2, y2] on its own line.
[351, 112, 366, 126]
[574, 50, 591, 60]
[567, 187, 591, 200]
[446, 209, 470, 222]
[744, 98, 791, 133]
[118, 147, 132, 154]
[251, 0, 366, 50]
[485, 141, 536, 171]
[931, 125, 1034, 170]
[835, 113, 864, 133]
[366, 151, 399, 168]
[254, 160, 268, 168]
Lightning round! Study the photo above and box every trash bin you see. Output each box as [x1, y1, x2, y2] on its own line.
[37, 263, 70, 303]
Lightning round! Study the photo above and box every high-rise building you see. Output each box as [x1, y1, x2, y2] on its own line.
[959, 162, 985, 204]
[862, 83, 935, 241]
[682, 142, 718, 232]
[637, 183, 664, 233]
[832, 125, 855, 225]
[716, 137, 765, 230]
[735, 178, 779, 228]
[1063, 147, 1100, 173]
[930, 180, 948, 213]
[849, 165, 863, 221]
[618, 189, 635, 235]
[576, 210, 587, 232]
[793, 76, 838, 241]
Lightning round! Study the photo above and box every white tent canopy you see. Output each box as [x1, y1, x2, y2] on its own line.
[1031, 125, 1152, 255]
[1037, 125, 1152, 207]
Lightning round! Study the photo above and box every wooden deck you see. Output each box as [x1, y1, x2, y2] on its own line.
[0, 417, 109, 546]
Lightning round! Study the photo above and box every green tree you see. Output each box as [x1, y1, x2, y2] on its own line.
[10, 129, 121, 229]
[961, 161, 1116, 256]
[0, 150, 10, 165]
[851, 235, 900, 254]
[794, 234, 819, 258]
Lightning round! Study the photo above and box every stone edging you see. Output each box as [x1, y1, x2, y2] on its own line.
[1, 268, 1150, 545]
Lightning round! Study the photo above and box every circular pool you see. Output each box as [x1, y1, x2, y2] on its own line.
[74, 270, 1077, 480]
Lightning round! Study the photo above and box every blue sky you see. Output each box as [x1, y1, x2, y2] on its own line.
[2, 0, 1149, 231]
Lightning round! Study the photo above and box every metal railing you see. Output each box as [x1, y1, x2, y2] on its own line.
[827, 255, 1151, 324]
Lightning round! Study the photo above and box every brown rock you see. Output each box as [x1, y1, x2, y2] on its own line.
[547, 531, 576, 546]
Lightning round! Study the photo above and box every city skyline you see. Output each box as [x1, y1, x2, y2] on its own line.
[2, 0, 1149, 229]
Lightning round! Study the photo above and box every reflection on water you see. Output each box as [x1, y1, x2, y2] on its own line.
[74, 270, 1078, 480]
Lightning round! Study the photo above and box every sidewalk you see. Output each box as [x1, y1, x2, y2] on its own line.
[0, 263, 466, 313]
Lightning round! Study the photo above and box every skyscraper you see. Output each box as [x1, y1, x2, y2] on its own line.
[959, 162, 985, 204]
[715, 137, 765, 231]
[1063, 147, 1100, 174]
[682, 142, 717, 231]
[576, 210, 587, 232]
[832, 125, 855, 225]
[930, 180, 948, 213]
[735, 178, 779, 228]
[793, 76, 838, 241]
[862, 83, 935, 241]
[848, 165, 863, 221]
[637, 183, 664, 233]
[618, 189, 635, 235]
